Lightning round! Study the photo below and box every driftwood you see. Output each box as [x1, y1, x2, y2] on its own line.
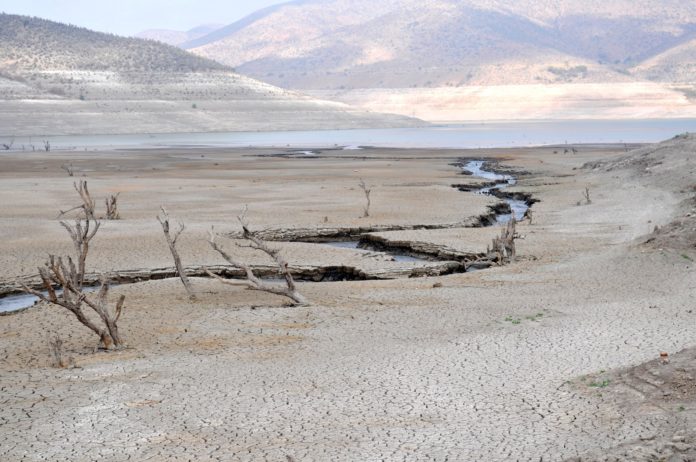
[105, 193, 120, 220]
[19, 212, 126, 350]
[358, 178, 372, 218]
[207, 207, 308, 306]
[491, 215, 518, 264]
[3, 258, 463, 298]
[157, 207, 195, 300]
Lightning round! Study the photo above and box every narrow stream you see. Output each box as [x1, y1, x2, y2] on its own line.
[323, 241, 427, 263]
[463, 160, 529, 223]
[0, 286, 101, 315]
[0, 293, 40, 314]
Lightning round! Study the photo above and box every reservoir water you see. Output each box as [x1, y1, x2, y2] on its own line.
[4, 119, 696, 151]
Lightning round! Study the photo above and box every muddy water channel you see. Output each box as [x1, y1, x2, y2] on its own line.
[309, 160, 531, 259]
[0, 160, 533, 314]
[462, 160, 530, 223]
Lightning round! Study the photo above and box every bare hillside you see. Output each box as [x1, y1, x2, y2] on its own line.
[188, 0, 696, 90]
[182, 0, 696, 121]
[0, 14, 422, 136]
[136, 25, 224, 47]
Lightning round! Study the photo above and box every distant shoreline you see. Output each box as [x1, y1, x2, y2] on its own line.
[1, 119, 692, 151]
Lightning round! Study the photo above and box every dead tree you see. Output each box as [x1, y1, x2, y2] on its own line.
[19, 200, 126, 349]
[105, 193, 120, 220]
[61, 163, 75, 177]
[157, 207, 195, 300]
[583, 187, 592, 205]
[58, 180, 95, 219]
[491, 215, 519, 264]
[1, 137, 14, 150]
[358, 178, 372, 218]
[207, 207, 308, 306]
[526, 209, 534, 224]
[48, 336, 74, 368]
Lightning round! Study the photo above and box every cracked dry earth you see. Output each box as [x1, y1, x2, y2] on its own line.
[1, 141, 695, 461]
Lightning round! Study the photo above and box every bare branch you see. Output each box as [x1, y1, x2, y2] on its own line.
[204, 268, 253, 287]
[58, 180, 96, 219]
[105, 193, 120, 220]
[491, 214, 519, 264]
[358, 178, 372, 218]
[114, 295, 125, 322]
[583, 187, 592, 205]
[208, 208, 308, 306]
[157, 206, 196, 300]
[17, 183, 125, 349]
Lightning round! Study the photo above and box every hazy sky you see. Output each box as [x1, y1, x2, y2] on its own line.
[0, 0, 291, 36]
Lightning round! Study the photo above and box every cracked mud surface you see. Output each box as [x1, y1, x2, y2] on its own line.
[1, 142, 695, 460]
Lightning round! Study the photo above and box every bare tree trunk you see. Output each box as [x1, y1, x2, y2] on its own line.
[105, 193, 120, 219]
[48, 337, 74, 368]
[491, 214, 518, 264]
[359, 179, 372, 218]
[157, 207, 196, 300]
[207, 207, 308, 306]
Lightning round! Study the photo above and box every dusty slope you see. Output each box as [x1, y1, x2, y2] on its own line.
[0, 140, 694, 460]
[186, 0, 696, 121]
[189, 0, 696, 89]
[309, 82, 696, 121]
[0, 14, 422, 136]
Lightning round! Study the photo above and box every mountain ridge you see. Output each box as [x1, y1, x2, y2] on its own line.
[181, 0, 696, 120]
[136, 24, 225, 47]
[0, 13, 423, 136]
[187, 0, 696, 89]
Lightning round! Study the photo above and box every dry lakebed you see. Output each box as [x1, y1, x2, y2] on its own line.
[1, 139, 695, 461]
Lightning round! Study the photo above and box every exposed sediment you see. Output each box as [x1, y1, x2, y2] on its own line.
[224, 214, 496, 242]
[358, 234, 488, 266]
[0, 260, 463, 298]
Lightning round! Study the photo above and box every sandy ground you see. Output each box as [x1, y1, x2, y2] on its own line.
[308, 83, 696, 122]
[0, 99, 421, 137]
[0, 141, 695, 461]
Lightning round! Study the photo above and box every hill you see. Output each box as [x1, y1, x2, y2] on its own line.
[186, 0, 696, 121]
[136, 24, 224, 47]
[0, 14, 421, 136]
